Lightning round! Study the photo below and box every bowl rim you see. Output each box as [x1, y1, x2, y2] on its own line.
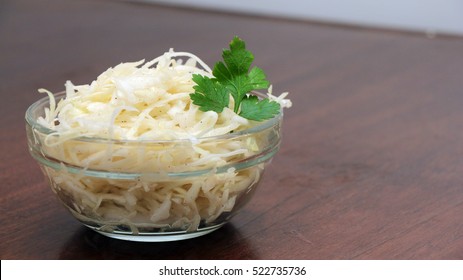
[25, 91, 283, 144]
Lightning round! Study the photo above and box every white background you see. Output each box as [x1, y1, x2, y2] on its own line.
[3, 260, 463, 280]
[141, 0, 463, 36]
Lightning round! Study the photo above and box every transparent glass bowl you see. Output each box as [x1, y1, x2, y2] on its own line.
[25, 92, 282, 242]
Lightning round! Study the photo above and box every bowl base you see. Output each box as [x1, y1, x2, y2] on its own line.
[86, 223, 225, 242]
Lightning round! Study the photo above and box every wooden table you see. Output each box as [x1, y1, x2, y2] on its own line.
[1, 0, 463, 260]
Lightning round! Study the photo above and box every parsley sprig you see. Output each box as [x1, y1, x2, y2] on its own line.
[190, 36, 280, 121]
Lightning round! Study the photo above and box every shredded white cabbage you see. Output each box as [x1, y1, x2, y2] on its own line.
[37, 49, 291, 233]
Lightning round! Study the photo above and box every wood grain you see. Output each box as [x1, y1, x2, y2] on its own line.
[1, 0, 463, 259]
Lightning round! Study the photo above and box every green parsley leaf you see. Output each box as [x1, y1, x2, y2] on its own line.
[212, 36, 270, 113]
[190, 36, 280, 121]
[239, 95, 280, 121]
[247, 66, 269, 91]
[190, 74, 229, 113]
[222, 37, 253, 75]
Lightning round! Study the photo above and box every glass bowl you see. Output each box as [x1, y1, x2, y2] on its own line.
[25, 91, 282, 242]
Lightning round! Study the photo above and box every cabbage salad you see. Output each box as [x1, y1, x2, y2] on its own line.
[37, 40, 291, 233]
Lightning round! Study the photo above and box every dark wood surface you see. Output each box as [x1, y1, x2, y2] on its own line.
[1, 0, 463, 260]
